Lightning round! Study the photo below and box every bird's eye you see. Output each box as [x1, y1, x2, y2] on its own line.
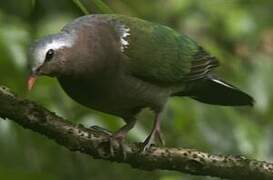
[45, 49, 54, 62]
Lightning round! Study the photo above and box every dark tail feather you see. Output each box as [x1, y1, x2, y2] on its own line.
[177, 77, 254, 106]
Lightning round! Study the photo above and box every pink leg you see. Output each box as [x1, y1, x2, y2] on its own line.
[109, 119, 136, 157]
[142, 113, 165, 152]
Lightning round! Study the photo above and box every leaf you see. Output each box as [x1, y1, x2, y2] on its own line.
[73, 0, 90, 14]
[72, 0, 114, 14]
[92, 0, 114, 14]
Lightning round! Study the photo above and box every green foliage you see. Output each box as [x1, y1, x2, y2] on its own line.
[0, 0, 273, 180]
[91, 0, 114, 14]
[73, 0, 90, 15]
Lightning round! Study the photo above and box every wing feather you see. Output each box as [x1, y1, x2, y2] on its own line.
[93, 15, 220, 84]
[184, 47, 219, 81]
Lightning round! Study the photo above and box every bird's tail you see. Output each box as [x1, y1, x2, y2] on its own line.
[177, 76, 254, 106]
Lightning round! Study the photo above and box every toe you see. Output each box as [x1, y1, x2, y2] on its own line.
[141, 134, 154, 153]
[108, 134, 127, 158]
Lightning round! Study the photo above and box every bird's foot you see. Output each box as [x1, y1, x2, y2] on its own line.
[141, 128, 165, 153]
[90, 126, 126, 158]
[89, 125, 127, 158]
[107, 120, 136, 158]
[109, 132, 128, 158]
[91, 120, 136, 159]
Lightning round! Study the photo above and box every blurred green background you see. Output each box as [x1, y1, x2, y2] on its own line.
[0, 0, 273, 179]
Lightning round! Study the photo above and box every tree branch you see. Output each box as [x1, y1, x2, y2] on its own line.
[0, 86, 272, 180]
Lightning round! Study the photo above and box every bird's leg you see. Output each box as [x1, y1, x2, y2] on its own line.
[109, 119, 136, 157]
[142, 112, 165, 152]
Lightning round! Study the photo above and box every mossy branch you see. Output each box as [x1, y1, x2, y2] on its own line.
[0, 85, 273, 180]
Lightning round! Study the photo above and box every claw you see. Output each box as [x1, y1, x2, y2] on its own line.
[141, 129, 165, 153]
[109, 135, 127, 159]
[142, 134, 153, 153]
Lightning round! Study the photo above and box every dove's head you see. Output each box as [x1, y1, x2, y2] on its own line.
[27, 32, 77, 90]
[27, 20, 122, 91]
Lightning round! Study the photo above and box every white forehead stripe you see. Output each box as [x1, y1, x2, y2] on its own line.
[32, 32, 76, 70]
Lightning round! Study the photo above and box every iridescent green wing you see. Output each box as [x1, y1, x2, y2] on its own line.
[112, 15, 219, 83]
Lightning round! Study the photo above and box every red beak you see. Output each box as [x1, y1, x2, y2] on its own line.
[27, 75, 38, 91]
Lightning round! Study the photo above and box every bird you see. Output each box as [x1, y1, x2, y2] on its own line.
[28, 14, 254, 154]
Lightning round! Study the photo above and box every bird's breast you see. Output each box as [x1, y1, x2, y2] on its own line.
[57, 74, 170, 118]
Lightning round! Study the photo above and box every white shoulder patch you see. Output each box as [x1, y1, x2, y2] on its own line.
[115, 24, 130, 52]
[120, 26, 130, 52]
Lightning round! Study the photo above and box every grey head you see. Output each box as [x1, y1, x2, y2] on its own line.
[27, 31, 78, 90]
[29, 32, 77, 77]
[27, 16, 123, 90]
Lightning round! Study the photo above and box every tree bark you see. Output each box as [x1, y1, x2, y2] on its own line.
[0, 86, 272, 180]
